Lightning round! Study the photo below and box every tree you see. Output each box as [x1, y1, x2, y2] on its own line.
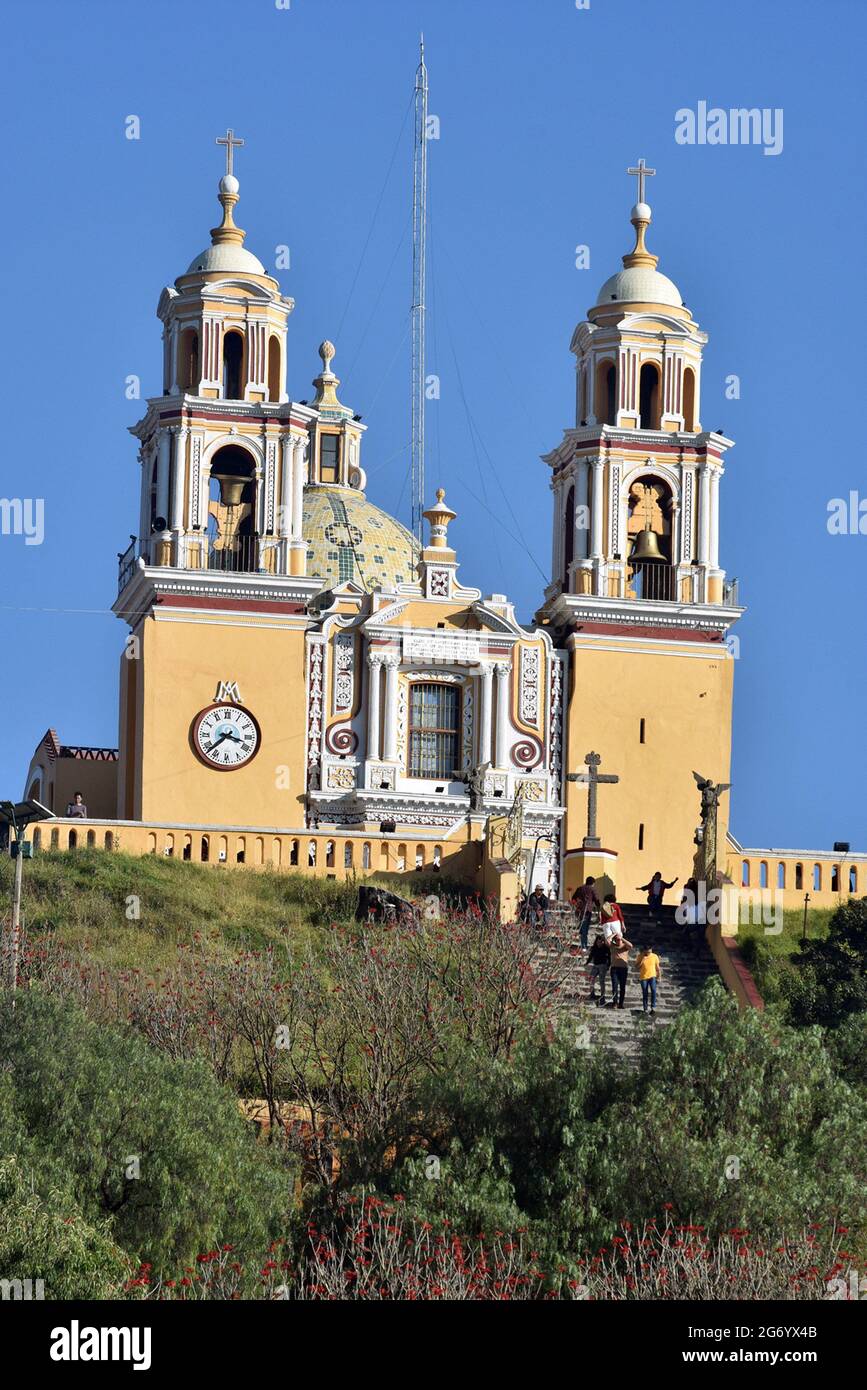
[0, 991, 291, 1270]
[0, 1152, 129, 1299]
[783, 897, 867, 1028]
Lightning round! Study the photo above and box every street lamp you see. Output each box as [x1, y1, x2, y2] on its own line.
[1, 799, 53, 996]
[527, 832, 557, 901]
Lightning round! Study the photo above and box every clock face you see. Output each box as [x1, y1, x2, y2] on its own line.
[191, 703, 261, 770]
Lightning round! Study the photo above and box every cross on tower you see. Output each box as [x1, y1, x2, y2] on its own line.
[627, 158, 656, 205]
[216, 128, 245, 177]
[567, 751, 620, 849]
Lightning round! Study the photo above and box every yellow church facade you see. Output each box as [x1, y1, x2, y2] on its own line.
[19, 148, 860, 914]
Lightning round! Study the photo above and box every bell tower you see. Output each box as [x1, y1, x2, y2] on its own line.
[545, 160, 734, 612]
[540, 164, 743, 896]
[113, 136, 325, 829]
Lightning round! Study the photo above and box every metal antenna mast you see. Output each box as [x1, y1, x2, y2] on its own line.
[411, 35, 428, 547]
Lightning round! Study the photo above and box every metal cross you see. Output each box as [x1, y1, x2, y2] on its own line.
[567, 751, 620, 849]
[627, 158, 656, 204]
[216, 128, 245, 177]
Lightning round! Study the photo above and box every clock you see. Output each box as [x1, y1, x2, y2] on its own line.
[191, 702, 261, 770]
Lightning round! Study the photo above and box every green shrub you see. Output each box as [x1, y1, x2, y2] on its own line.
[0, 991, 292, 1271]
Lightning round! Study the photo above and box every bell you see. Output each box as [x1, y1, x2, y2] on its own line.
[630, 524, 665, 563]
[216, 474, 248, 507]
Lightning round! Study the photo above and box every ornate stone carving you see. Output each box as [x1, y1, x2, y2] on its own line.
[326, 764, 356, 790]
[333, 632, 354, 713]
[307, 641, 324, 785]
[519, 645, 540, 726]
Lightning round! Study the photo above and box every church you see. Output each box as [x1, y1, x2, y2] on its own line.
[22, 139, 855, 913]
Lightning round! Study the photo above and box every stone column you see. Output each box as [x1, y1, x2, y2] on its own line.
[155, 431, 171, 528]
[698, 463, 711, 565]
[367, 654, 383, 762]
[170, 427, 187, 531]
[478, 664, 494, 764]
[590, 458, 604, 559]
[709, 466, 721, 569]
[382, 656, 399, 762]
[291, 436, 305, 541]
[494, 661, 511, 769]
[279, 435, 293, 539]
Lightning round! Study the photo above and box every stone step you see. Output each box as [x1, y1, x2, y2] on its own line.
[533, 912, 719, 1063]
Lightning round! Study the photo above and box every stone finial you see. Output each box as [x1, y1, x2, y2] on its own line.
[423, 487, 457, 550]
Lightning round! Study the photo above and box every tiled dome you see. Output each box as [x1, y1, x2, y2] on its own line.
[303, 486, 419, 592]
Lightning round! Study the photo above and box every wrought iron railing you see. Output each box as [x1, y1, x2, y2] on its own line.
[629, 561, 675, 601]
[117, 533, 266, 592]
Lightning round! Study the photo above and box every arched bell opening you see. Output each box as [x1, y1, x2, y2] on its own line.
[267, 334, 282, 403]
[562, 485, 575, 587]
[683, 366, 697, 432]
[207, 444, 257, 572]
[596, 359, 617, 426]
[222, 329, 245, 401]
[626, 475, 674, 601]
[179, 328, 200, 393]
[638, 361, 661, 430]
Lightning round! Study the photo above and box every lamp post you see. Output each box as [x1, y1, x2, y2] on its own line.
[527, 832, 556, 900]
[1, 799, 52, 999]
[801, 891, 811, 945]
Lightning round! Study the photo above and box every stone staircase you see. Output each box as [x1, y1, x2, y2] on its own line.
[537, 902, 719, 1063]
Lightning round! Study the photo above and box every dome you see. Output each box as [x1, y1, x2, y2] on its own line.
[303, 486, 420, 592]
[185, 243, 266, 275]
[595, 264, 682, 308]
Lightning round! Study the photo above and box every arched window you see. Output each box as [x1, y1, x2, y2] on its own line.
[51, 828, 60, 849]
[759, 861, 768, 889]
[408, 682, 461, 779]
[850, 866, 858, 894]
[201, 836, 209, 862]
[325, 841, 335, 868]
[415, 844, 425, 869]
[308, 840, 317, 867]
[267, 335, 281, 403]
[222, 330, 244, 400]
[179, 328, 199, 392]
[682, 366, 697, 431]
[563, 486, 575, 584]
[813, 863, 822, 892]
[380, 843, 389, 870]
[362, 842, 371, 870]
[596, 360, 617, 426]
[149, 458, 159, 533]
[795, 862, 804, 890]
[741, 860, 750, 887]
[639, 362, 661, 430]
[290, 839, 299, 866]
[831, 864, 840, 893]
[433, 845, 442, 869]
[32, 828, 41, 851]
[183, 836, 192, 861]
[777, 862, 786, 889]
[208, 445, 255, 571]
[397, 844, 407, 872]
[68, 830, 78, 849]
[344, 842, 353, 869]
[86, 830, 96, 848]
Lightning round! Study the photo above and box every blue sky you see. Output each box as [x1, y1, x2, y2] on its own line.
[1, 0, 864, 850]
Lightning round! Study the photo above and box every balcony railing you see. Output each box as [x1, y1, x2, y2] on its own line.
[628, 561, 675, 602]
[117, 533, 271, 592]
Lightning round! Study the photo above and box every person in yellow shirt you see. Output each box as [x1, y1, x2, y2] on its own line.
[636, 945, 662, 1015]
